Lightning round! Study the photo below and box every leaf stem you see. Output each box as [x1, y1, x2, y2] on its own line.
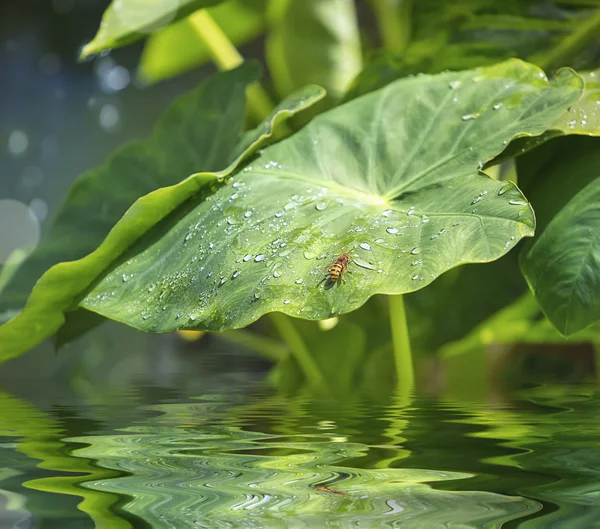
[219, 329, 288, 363]
[369, 0, 412, 53]
[534, 10, 600, 71]
[389, 295, 414, 389]
[188, 9, 275, 123]
[270, 313, 324, 385]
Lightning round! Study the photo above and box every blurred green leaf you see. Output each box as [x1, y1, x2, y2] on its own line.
[78, 61, 575, 337]
[266, 0, 362, 104]
[348, 0, 600, 101]
[407, 251, 529, 355]
[139, 0, 268, 84]
[520, 136, 600, 335]
[0, 67, 324, 362]
[440, 293, 600, 359]
[81, 0, 227, 58]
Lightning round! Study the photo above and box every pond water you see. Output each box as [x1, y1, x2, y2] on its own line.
[1, 341, 599, 529]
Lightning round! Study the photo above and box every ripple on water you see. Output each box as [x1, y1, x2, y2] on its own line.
[62, 396, 540, 528]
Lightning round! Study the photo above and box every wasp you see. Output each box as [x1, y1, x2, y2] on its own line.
[323, 248, 354, 284]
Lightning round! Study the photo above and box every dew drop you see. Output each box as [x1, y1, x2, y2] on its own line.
[283, 299, 291, 305]
[295, 278, 303, 284]
[253, 292, 261, 300]
[498, 183, 512, 195]
[315, 202, 328, 211]
[244, 211, 252, 218]
[232, 270, 240, 279]
[121, 274, 128, 282]
[275, 211, 284, 218]
[462, 113, 479, 121]
[509, 199, 528, 206]
[492, 102, 503, 110]
[449, 80, 461, 89]
[472, 196, 482, 205]
[230, 193, 239, 200]
[386, 227, 398, 234]
[243, 254, 252, 262]
[359, 242, 371, 251]
[219, 278, 227, 286]
[273, 269, 282, 278]
[184, 232, 193, 241]
[412, 274, 419, 280]
[254, 254, 265, 262]
[411, 247, 421, 255]
[407, 206, 415, 216]
[422, 216, 430, 224]
[382, 209, 393, 217]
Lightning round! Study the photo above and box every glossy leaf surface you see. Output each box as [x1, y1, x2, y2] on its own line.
[0, 69, 325, 361]
[520, 137, 600, 335]
[81, 61, 580, 333]
[80, 0, 225, 58]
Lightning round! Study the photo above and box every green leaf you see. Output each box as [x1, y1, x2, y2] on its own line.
[0, 70, 325, 362]
[440, 293, 600, 359]
[79, 60, 579, 335]
[520, 136, 600, 335]
[80, 0, 226, 59]
[347, 0, 600, 101]
[497, 69, 600, 160]
[139, 0, 267, 84]
[266, 0, 362, 102]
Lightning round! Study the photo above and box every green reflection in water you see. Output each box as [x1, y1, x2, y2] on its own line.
[0, 391, 134, 529]
[6, 383, 600, 527]
[64, 393, 538, 528]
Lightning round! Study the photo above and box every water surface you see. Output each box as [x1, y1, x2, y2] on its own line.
[1, 348, 599, 528]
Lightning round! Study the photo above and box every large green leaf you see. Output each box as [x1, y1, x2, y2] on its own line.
[0, 71, 325, 361]
[347, 0, 600, 101]
[266, 0, 362, 102]
[80, 0, 226, 58]
[520, 136, 600, 335]
[79, 60, 580, 334]
[139, 0, 267, 83]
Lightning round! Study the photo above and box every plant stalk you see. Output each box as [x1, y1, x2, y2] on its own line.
[389, 295, 414, 389]
[189, 9, 275, 123]
[270, 313, 324, 385]
[534, 10, 600, 71]
[370, 0, 412, 53]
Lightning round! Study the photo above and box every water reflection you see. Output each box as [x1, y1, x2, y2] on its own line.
[2, 337, 600, 528]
